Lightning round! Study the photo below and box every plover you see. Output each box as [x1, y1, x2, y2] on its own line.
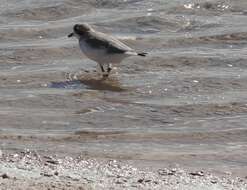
[68, 23, 147, 77]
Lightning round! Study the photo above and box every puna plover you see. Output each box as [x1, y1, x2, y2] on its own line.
[68, 23, 147, 77]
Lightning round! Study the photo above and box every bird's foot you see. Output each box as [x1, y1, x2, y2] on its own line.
[107, 67, 112, 73]
[102, 73, 109, 78]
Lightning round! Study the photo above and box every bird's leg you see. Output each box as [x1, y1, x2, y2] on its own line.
[102, 63, 112, 78]
[107, 63, 112, 73]
[100, 64, 105, 73]
[100, 64, 109, 78]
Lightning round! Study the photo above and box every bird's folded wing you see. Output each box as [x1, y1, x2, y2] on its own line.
[86, 32, 134, 54]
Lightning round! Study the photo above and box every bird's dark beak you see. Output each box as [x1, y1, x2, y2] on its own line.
[68, 33, 74, 38]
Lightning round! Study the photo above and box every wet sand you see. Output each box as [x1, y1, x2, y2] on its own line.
[1, 0, 247, 188]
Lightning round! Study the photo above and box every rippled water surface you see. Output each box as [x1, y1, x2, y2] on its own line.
[1, 0, 247, 175]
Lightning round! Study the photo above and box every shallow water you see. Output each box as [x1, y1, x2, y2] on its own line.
[1, 0, 247, 176]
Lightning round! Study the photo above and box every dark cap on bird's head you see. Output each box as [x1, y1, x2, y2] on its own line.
[68, 23, 92, 38]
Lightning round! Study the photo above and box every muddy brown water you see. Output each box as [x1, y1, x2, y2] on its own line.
[1, 0, 247, 176]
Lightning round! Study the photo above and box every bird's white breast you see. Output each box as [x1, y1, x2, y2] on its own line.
[79, 39, 129, 64]
[79, 40, 104, 63]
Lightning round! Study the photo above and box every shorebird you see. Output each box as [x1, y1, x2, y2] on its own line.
[68, 23, 147, 77]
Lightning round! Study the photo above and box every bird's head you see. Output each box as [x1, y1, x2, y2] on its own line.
[68, 23, 92, 38]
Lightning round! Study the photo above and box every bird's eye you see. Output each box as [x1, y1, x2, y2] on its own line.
[74, 25, 79, 31]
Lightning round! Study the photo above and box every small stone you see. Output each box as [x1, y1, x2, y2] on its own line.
[158, 169, 176, 176]
[46, 159, 59, 165]
[1, 173, 10, 179]
[211, 180, 217, 184]
[189, 171, 204, 176]
[137, 178, 144, 183]
[40, 172, 53, 177]
[238, 179, 244, 182]
[54, 171, 59, 176]
[168, 171, 176, 175]
[44, 156, 59, 165]
[115, 180, 123, 184]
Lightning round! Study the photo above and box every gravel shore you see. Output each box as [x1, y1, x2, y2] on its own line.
[0, 150, 246, 190]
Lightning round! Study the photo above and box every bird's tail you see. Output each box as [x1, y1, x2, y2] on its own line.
[137, 52, 147, 57]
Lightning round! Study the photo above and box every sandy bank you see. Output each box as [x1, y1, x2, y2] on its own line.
[0, 150, 246, 190]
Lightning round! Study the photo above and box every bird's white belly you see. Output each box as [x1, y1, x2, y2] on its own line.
[79, 41, 103, 62]
[79, 40, 128, 64]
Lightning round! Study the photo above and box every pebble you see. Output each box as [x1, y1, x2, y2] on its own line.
[40, 172, 53, 177]
[158, 169, 176, 176]
[1, 173, 10, 179]
[46, 159, 59, 165]
[189, 171, 204, 177]
[0, 151, 246, 190]
[115, 180, 124, 184]
[137, 178, 144, 183]
[211, 179, 217, 184]
[54, 171, 59, 176]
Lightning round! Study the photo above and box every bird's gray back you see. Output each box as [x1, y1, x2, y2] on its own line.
[84, 31, 133, 54]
